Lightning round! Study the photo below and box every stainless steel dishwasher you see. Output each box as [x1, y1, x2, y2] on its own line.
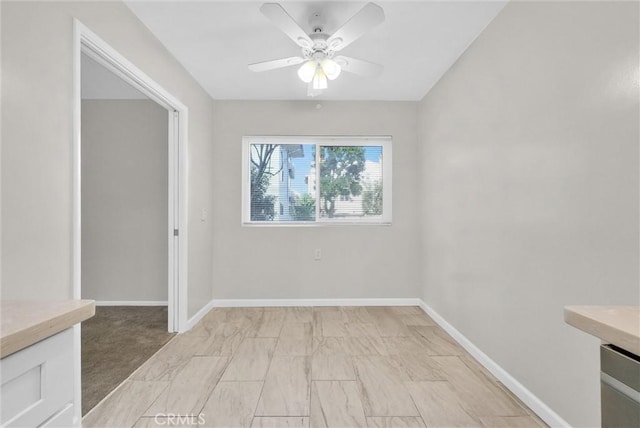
[601, 344, 640, 427]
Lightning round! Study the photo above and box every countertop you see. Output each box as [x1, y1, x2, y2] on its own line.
[0, 300, 95, 358]
[564, 305, 640, 356]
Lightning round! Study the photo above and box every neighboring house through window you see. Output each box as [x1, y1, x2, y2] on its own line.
[242, 136, 392, 225]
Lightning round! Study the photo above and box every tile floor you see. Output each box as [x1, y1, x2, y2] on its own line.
[82, 306, 547, 428]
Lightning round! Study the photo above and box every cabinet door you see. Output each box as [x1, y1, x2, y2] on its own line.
[40, 403, 74, 427]
[0, 329, 74, 427]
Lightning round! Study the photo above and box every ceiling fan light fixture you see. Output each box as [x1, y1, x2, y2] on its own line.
[251, 2, 386, 96]
[321, 58, 341, 80]
[297, 60, 317, 83]
[312, 69, 328, 90]
[307, 82, 322, 97]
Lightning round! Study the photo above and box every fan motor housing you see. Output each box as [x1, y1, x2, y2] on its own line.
[309, 32, 328, 51]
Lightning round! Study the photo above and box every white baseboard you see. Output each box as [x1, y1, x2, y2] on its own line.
[183, 299, 217, 332]
[95, 300, 168, 306]
[417, 300, 570, 428]
[209, 298, 421, 308]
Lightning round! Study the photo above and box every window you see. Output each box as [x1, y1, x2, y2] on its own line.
[242, 136, 392, 225]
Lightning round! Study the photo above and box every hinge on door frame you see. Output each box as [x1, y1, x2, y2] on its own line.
[174, 229, 179, 237]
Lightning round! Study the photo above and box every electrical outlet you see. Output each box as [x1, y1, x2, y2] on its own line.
[314, 248, 322, 261]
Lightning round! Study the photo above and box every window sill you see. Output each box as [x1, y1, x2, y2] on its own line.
[241, 221, 392, 227]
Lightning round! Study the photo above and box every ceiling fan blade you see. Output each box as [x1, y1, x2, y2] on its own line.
[260, 3, 313, 49]
[334, 56, 383, 78]
[248, 56, 305, 72]
[326, 3, 385, 52]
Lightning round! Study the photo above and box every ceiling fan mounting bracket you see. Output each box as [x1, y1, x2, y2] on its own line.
[309, 11, 324, 34]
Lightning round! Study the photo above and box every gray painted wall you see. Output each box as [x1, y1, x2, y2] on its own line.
[81, 100, 168, 302]
[417, 1, 639, 426]
[211, 101, 421, 300]
[1, 1, 214, 318]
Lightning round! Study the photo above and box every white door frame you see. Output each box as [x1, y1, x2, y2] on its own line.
[72, 19, 189, 331]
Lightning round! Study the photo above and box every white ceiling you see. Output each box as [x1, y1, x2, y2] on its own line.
[124, 1, 506, 101]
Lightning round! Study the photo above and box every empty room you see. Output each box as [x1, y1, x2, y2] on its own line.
[1, 1, 638, 428]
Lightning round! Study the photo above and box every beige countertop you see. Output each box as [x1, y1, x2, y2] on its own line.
[564, 305, 640, 356]
[0, 300, 95, 358]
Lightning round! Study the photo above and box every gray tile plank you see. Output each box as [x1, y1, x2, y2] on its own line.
[252, 417, 310, 428]
[312, 354, 356, 380]
[480, 416, 544, 427]
[221, 338, 276, 381]
[366, 417, 427, 428]
[310, 381, 367, 428]
[144, 356, 228, 416]
[199, 381, 264, 428]
[83, 381, 168, 428]
[432, 356, 527, 417]
[255, 356, 311, 416]
[353, 356, 419, 416]
[406, 381, 480, 428]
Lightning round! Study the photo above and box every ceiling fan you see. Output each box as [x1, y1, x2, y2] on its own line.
[248, 2, 385, 96]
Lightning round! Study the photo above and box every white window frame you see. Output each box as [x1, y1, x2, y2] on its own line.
[242, 136, 392, 226]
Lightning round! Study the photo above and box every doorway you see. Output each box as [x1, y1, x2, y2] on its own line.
[79, 52, 177, 414]
[81, 53, 168, 306]
[72, 20, 188, 417]
[73, 20, 188, 332]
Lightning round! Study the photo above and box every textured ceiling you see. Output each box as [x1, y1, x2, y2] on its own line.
[125, 1, 507, 101]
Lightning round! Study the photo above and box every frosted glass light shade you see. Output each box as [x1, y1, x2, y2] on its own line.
[297, 60, 318, 83]
[312, 69, 328, 90]
[321, 59, 341, 80]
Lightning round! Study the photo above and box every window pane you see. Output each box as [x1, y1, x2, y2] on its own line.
[319, 146, 383, 219]
[249, 143, 315, 222]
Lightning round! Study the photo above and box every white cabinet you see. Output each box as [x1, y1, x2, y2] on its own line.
[0, 328, 75, 427]
[40, 404, 74, 428]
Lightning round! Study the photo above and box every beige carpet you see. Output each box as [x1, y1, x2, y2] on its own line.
[81, 306, 175, 415]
